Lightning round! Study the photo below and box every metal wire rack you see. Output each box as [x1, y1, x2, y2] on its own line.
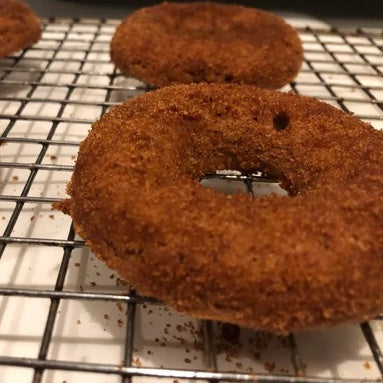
[0, 16, 383, 383]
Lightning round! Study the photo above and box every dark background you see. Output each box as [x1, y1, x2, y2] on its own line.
[24, 0, 383, 28]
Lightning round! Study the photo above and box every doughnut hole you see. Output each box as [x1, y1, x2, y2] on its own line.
[200, 171, 288, 197]
[273, 112, 290, 131]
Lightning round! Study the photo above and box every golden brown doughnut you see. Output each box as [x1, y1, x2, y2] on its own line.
[56, 83, 383, 333]
[110, 2, 303, 89]
[0, 0, 41, 58]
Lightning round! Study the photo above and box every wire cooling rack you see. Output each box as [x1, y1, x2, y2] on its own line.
[0, 16, 383, 383]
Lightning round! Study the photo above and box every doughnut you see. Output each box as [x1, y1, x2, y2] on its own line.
[110, 2, 303, 89]
[0, 0, 41, 58]
[55, 83, 383, 333]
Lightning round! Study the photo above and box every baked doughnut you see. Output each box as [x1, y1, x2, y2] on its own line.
[56, 83, 383, 333]
[0, 0, 41, 58]
[110, 2, 303, 89]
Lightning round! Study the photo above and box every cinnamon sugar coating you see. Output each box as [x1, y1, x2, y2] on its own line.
[110, 2, 303, 89]
[56, 84, 383, 333]
[0, 0, 41, 58]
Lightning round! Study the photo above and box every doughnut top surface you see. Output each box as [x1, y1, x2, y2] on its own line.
[0, 0, 41, 58]
[110, 2, 303, 88]
[58, 84, 383, 333]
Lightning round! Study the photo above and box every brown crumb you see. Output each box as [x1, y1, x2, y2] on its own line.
[117, 302, 123, 312]
[49, 214, 54, 219]
[74, 262, 80, 267]
[133, 357, 142, 367]
[90, 281, 96, 287]
[110, 273, 115, 279]
[96, 271, 101, 276]
[173, 380, 179, 383]
[30, 216, 35, 221]
[264, 362, 276, 373]
[77, 320, 81, 324]
[364, 361, 371, 370]
[12, 175, 19, 181]
[104, 314, 110, 320]
[117, 318, 123, 327]
[147, 350, 153, 355]
[236, 362, 243, 369]
[50, 155, 58, 161]
[184, 358, 191, 364]
[2, 217, 5, 220]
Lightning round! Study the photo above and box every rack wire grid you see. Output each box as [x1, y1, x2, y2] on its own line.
[0, 15, 383, 383]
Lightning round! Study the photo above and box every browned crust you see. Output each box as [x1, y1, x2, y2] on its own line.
[57, 83, 383, 333]
[110, 2, 303, 89]
[0, 0, 41, 58]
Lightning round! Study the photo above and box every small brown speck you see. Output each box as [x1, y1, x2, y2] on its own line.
[184, 358, 191, 364]
[104, 314, 110, 320]
[236, 362, 243, 369]
[96, 271, 101, 276]
[74, 262, 80, 267]
[117, 318, 123, 327]
[147, 350, 153, 355]
[148, 309, 153, 315]
[30, 216, 35, 221]
[77, 320, 81, 325]
[109, 273, 115, 279]
[12, 175, 19, 181]
[49, 214, 54, 219]
[173, 380, 179, 383]
[2, 217, 5, 220]
[50, 155, 57, 161]
[264, 362, 275, 373]
[133, 357, 142, 367]
[117, 302, 123, 312]
[364, 361, 371, 370]
[90, 281, 96, 287]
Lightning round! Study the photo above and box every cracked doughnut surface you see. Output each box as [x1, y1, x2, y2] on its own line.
[0, 0, 41, 58]
[110, 2, 303, 89]
[56, 83, 383, 333]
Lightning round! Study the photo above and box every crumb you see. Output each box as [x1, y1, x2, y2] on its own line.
[77, 320, 81, 325]
[110, 273, 115, 279]
[133, 357, 142, 367]
[236, 362, 243, 369]
[142, 303, 147, 309]
[173, 380, 179, 383]
[184, 358, 191, 364]
[117, 302, 123, 312]
[50, 155, 57, 161]
[364, 361, 371, 370]
[12, 175, 19, 181]
[104, 314, 110, 320]
[264, 362, 276, 373]
[49, 214, 54, 219]
[90, 281, 96, 287]
[2, 217, 5, 220]
[30, 216, 35, 221]
[117, 318, 123, 327]
[148, 309, 153, 315]
[96, 271, 101, 276]
[79, 285, 84, 291]
[147, 350, 153, 355]
[74, 262, 80, 267]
